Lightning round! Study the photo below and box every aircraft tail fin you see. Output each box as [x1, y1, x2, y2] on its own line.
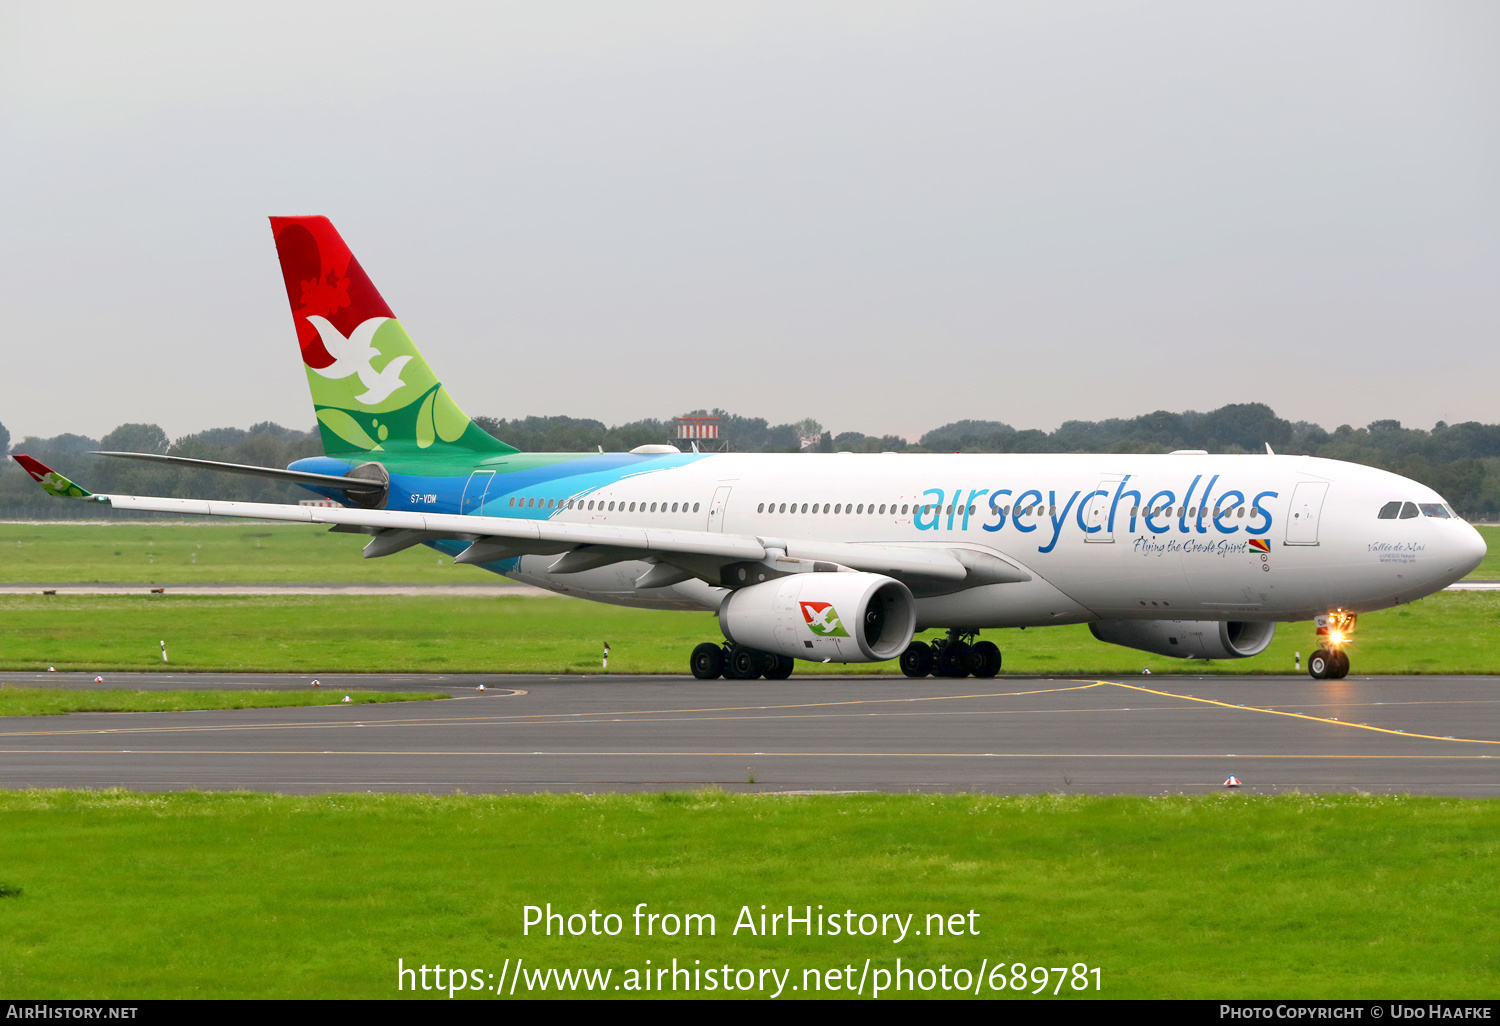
[269, 217, 516, 457]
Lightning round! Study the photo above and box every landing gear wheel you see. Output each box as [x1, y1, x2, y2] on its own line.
[971, 641, 1001, 679]
[763, 655, 795, 680]
[935, 641, 972, 678]
[723, 645, 764, 680]
[1328, 650, 1350, 679]
[690, 643, 724, 680]
[1308, 648, 1332, 680]
[900, 642, 934, 678]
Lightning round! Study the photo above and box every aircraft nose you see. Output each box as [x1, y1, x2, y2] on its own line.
[1448, 522, 1487, 580]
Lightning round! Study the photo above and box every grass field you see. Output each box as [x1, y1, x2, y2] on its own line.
[0, 590, 1496, 675]
[1474, 524, 1500, 576]
[1, 522, 1495, 584]
[0, 686, 435, 717]
[0, 790, 1494, 999]
[0, 522, 481, 585]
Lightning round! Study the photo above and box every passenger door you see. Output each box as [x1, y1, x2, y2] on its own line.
[461, 470, 495, 516]
[708, 485, 732, 533]
[1284, 481, 1328, 546]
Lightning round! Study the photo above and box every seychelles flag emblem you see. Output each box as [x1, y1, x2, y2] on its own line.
[1248, 538, 1271, 553]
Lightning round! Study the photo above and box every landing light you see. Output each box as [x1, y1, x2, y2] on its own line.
[1318, 609, 1357, 652]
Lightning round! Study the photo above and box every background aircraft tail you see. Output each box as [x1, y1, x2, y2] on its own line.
[269, 216, 515, 457]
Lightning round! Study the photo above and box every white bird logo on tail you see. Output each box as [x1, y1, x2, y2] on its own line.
[305, 315, 413, 405]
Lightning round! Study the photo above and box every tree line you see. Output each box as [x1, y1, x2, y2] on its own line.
[2, 402, 1497, 517]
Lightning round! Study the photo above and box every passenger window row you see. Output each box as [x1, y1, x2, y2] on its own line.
[751, 502, 1268, 519]
[1131, 505, 1260, 519]
[509, 496, 702, 514]
[758, 502, 905, 515]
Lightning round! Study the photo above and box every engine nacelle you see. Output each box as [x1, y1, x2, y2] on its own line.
[719, 572, 916, 663]
[1089, 619, 1276, 660]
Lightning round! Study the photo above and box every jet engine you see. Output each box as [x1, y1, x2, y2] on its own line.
[1089, 619, 1276, 660]
[719, 572, 916, 663]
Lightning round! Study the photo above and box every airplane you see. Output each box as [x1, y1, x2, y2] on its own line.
[12, 216, 1487, 681]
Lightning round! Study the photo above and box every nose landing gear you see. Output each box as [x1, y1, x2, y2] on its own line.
[1308, 609, 1356, 680]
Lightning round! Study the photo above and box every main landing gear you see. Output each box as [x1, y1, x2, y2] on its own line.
[690, 642, 795, 681]
[1308, 609, 1356, 680]
[900, 630, 1001, 679]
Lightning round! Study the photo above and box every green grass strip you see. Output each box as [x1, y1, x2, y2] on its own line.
[0, 686, 437, 717]
[0, 591, 1497, 675]
[0, 791, 1495, 999]
[1468, 523, 1500, 576]
[0, 522, 492, 585]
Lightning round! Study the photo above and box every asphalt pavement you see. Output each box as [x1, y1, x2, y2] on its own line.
[1, 671, 1495, 795]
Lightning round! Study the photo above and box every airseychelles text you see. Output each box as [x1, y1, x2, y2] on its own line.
[912, 474, 1279, 553]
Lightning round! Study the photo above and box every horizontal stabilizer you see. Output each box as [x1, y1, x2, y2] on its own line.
[92, 451, 387, 493]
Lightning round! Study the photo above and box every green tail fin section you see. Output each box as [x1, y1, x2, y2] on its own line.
[269, 216, 516, 457]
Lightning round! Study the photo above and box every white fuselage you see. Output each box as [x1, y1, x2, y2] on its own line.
[495, 452, 1486, 628]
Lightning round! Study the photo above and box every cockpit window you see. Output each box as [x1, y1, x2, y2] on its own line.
[1399, 502, 1419, 519]
[1419, 503, 1451, 519]
[1377, 501, 1401, 519]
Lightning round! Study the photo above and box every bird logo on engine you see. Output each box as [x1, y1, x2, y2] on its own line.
[799, 601, 850, 637]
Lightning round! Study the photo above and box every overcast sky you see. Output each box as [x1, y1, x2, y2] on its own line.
[2, 2, 1496, 445]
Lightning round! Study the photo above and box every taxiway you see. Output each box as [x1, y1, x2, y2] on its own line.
[1, 672, 1496, 795]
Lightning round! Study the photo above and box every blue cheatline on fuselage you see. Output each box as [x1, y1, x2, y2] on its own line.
[289, 452, 712, 519]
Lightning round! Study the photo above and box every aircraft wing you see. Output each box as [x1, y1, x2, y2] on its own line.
[12, 456, 1029, 588]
